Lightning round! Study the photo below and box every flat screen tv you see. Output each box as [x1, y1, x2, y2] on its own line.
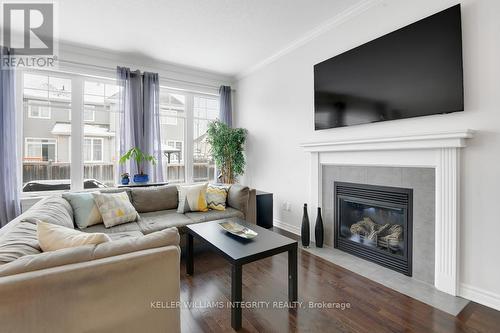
[314, 5, 463, 130]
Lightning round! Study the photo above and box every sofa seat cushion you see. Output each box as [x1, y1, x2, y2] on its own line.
[137, 210, 192, 234]
[107, 231, 144, 241]
[83, 222, 142, 234]
[185, 207, 244, 224]
[0, 228, 180, 277]
[0, 221, 41, 265]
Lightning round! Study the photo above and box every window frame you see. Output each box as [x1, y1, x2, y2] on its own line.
[28, 103, 51, 119]
[83, 106, 96, 122]
[83, 137, 104, 163]
[24, 137, 57, 162]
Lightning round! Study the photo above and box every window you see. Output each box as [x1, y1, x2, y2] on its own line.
[83, 80, 119, 187]
[22, 72, 72, 192]
[160, 89, 186, 184]
[83, 105, 95, 122]
[20, 69, 221, 193]
[83, 138, 104, 162]
[28, 101, 51, 119]
[193, 95, 219, 182]
[24, 138, 57, 161]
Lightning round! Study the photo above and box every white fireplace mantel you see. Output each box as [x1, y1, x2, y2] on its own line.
[300, 129, 474, 296]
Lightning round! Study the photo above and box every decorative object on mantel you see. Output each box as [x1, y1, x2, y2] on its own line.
[119, 147, 157, 183]
[206, 120, 247, 184]
[120, 173, 130, 185]
[301, 204, 310, 247]
[315, 207, 324, 248]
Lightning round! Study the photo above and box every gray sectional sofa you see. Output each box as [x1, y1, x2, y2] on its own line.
[0, 184, 254, 333]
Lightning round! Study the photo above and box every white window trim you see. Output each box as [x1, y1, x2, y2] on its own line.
[83, 107, 96, 122]
[28, 104, 51, 119]
[24, 137, 57, 161]
[84, 137, 104, 163]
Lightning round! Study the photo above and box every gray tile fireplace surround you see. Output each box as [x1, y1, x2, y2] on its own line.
[307, 165, 469, 315]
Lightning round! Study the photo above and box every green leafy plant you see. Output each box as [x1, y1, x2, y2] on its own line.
[119, 147, 157, 175]
[206, 120, 247, 184]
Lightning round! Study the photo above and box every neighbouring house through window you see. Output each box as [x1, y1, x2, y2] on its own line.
[20, 70, 220, 193]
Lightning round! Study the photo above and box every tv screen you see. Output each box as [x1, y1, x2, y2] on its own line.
[314, 5, 463, 130]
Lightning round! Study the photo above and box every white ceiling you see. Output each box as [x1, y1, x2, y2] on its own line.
[59, 0, 362, 77]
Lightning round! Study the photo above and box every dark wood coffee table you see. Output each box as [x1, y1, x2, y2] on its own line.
[185, 218, 298, 330]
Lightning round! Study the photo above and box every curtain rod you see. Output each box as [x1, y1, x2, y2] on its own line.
[58, 59, 230, 91]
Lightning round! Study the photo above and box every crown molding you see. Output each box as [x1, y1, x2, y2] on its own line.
[236, 0, 382, 80]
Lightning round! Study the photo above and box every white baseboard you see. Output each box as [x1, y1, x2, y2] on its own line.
[459, 283, 500, 311]
[273, 219, 301, 235]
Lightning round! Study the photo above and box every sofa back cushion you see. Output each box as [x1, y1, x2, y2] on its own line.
[21, 196, 74, 229]
[228, 184, 250, 216]
[0, 221, 41, 265]
[130, 185, 178, 213]
[0, 195, 73, 265]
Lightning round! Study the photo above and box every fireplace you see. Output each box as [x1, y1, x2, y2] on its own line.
[334, 182, 413, 276]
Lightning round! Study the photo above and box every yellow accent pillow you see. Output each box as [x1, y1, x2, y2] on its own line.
[177, 183, 209, 213]
[37, 221, 111, 252]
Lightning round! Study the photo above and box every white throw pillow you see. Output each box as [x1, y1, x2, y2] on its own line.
[37, 221, 111, 252]
[92, 192, 139, 228]
[177, 183, 209, 213]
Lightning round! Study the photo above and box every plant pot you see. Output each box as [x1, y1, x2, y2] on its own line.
[133, 174, 149, 183]
[121, 177, 130, 185]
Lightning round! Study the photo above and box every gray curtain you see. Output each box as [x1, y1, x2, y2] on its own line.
[142, 72, 163, 181]
[219, 85, 232, 127]
[0, 47, 20, 226]
[117, 67, 163, 182]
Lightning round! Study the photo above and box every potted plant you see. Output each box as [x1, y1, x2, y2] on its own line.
[120, 172, 130, 185]
[119, 147, 157, 183]
[206, 120, 247, 184]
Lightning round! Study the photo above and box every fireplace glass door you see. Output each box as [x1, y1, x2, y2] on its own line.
[334, 182, 413, 276]
[339, 199, 406, 258]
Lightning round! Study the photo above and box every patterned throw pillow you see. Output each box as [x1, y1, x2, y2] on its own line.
[177, 183, 209, 213]
[62, 192, 103, 229]
[92, 192, 139, 228]
[206, 184, 230, 211]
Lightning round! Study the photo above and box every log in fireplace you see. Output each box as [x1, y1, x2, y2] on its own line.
[334, 182, 413, 276]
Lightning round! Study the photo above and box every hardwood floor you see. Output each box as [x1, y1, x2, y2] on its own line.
[180, 231, 500, 333]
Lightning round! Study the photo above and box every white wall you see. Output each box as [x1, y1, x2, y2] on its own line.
[235, 0, 500, 309]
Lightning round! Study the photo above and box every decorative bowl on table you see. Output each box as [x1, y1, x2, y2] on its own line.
[219, 221, 258, 239]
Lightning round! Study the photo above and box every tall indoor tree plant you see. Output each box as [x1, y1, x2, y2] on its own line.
[206, 121, 247, 184]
